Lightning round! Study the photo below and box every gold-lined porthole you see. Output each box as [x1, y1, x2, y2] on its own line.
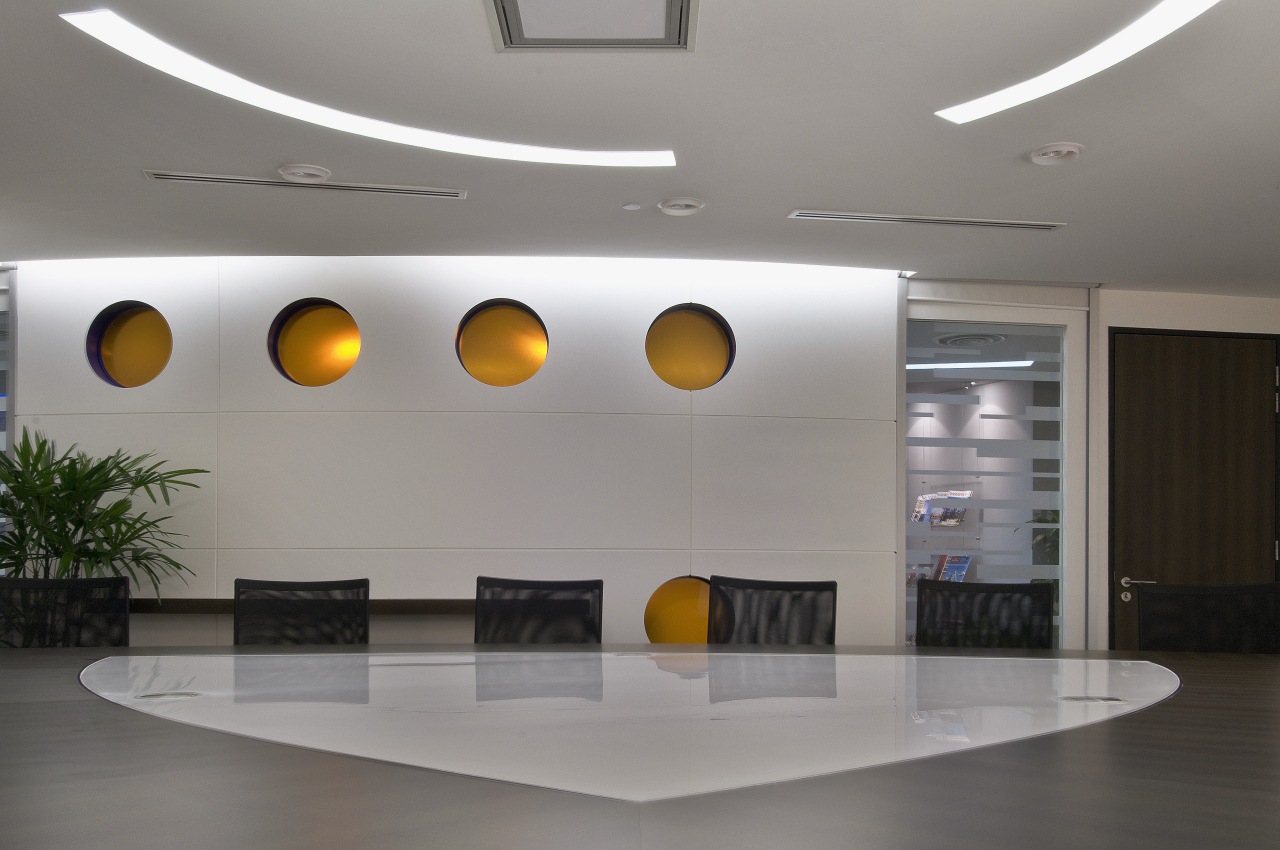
[268, 299, 361, 386]
[644, 576, 713, 644]
[645, 304, 734, 390]
[456, 299, 548, 387]
[86, 301, 173, 388]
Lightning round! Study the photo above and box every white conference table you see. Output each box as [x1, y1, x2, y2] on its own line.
[4, 644, 1280, 850]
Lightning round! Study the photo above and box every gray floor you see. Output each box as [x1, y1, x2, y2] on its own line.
[4, 645, 1279, 850]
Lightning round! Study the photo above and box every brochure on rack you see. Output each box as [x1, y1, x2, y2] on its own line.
[910, 490, 973, 523]
[932, 554, 972, 582]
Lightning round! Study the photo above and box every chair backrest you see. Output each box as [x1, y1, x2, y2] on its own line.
[474, 576, 603, 644]
[706, 575, 837, 645]
[1137, 583, 1280, 653]
[233, 578, 370, 646]
[0, 576, 130, 648]
[915, 579, 1053, 649]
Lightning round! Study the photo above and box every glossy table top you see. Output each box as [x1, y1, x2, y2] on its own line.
[80, 650, 1179, 801]
[5, 645, 1280, 850]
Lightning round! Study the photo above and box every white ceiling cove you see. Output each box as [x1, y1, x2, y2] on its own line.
[3, 1, 1278, 296]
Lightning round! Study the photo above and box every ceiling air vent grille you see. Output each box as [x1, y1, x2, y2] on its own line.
[788, 210, 1063, 231]
[492, 0, 693, 49]
[144, 171, 466, 199]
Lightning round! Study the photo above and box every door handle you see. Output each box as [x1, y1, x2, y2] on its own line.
[1119, 577, 1157, 588]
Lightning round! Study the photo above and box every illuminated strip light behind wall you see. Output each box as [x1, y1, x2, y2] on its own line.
[61, 10, 676, 167]
[935, 0, 1221, 124]
[906, 361, 1034, 370]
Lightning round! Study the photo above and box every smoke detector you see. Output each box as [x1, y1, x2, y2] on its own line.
[1029, 143, 1084, 166]
[659, 197, 704, 216]
[278, 163, 333, 183]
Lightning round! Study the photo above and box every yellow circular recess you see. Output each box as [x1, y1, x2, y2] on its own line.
[89, 303, 172, 387]
[271, 300, 361, 386]
[645, 305, 734, 391]
[457, 301, 548, 387]
[644, 576, 712, 643]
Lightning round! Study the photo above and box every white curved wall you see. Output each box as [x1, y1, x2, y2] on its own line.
[14, 256, 903, 644]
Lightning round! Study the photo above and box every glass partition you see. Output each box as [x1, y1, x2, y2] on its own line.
[0, 270, 9, 452]
[905, 320, 1064, 645]
[0, 273, 10, 578]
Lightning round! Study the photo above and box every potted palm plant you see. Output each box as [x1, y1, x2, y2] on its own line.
[0, 428, 207, 646]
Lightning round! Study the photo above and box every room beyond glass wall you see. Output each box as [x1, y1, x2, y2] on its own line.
[0, 272, 10, 579]
[905, 320, 1065, 645]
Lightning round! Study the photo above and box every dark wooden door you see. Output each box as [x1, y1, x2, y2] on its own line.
[1111, 330, 1278, 649]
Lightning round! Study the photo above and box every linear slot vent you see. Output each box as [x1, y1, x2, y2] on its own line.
[788, 210, 1063, 231]
[145, 171, 466, 199]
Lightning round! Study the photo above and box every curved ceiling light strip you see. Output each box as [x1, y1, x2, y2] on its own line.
[935, 0, 1222, 124]
[61, 10, 676, 167]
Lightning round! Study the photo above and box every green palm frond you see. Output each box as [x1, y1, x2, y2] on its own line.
[0, 428, 207, 595]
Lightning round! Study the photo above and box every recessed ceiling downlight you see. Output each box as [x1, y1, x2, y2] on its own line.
[936, 333, 1007, 348]
[659, 198, 704, 216]
[60, 10, 676, 168]
[278, 164, 332, 183]
[1030, 143, 1084, 165]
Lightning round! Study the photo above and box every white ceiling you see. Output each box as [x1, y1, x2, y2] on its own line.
[4, 1, 1278, 296]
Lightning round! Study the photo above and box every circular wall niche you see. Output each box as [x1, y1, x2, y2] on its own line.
[645, 304, 734, 390]
[456, 300, 548, 387]
[644, 575, 713, 644]
[86, 301, 173, 388]
[268, 299, 361, 386]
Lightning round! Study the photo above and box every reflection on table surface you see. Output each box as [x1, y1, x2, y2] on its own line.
[233, 654, 371, 704]
[475, 652, 603, 702]
[81, 651, 1179, 802]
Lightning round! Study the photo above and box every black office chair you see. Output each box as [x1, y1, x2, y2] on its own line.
[233, 578, 370, 646]
[474, 576, 603, 644]
[915, 579, 1053, 649]
[1137, 583, 1280, 653]
[706, 575, 837, 645]
[0, 575, 130, 648]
